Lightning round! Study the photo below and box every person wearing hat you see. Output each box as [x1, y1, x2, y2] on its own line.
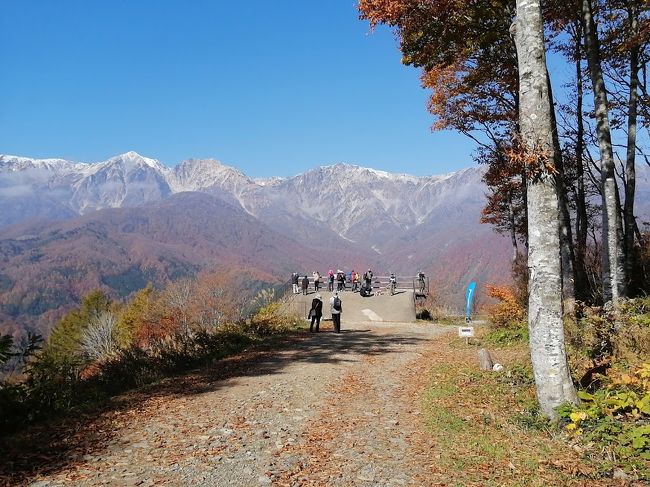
[330, 291, 342, 333]
[364, 269, 373, 287]
[309, 293, 323, 332]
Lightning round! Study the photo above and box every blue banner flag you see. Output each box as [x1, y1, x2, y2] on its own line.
[465, 281, 477, 320]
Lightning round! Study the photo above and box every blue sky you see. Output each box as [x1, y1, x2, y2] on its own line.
[0, 0, 479, 177]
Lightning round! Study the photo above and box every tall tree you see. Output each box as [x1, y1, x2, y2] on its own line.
[511, 0, 578, 417]
[623, 3, 640, 292]
[599, 0, 649, 293]
[360, 0, 578, 416]
[572, 21, 591, 301]
[581, 0, 627, 304]
[359, 0, 528, 253]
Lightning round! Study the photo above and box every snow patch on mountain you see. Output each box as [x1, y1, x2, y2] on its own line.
[0, 154, 81, 174]
[0, 152, 490, 240]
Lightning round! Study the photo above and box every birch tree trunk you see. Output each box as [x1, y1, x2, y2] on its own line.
[547, 73, 576, 315]
[581, 0, 627, 304]
[512, 0, 578, 419]
[624, 6, 639, 292]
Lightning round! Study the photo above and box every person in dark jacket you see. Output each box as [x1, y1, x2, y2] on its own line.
[330, 292, 342, 333]
[337, 270, 345, 291]
[309, 294, 323, 332]
[302, 275, 309, 295]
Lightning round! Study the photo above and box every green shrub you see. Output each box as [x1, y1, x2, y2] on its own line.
[558, 363, 650, 475]
[114, 285, 154, 348]
[247, 302, 300, 335]
[498, 362, 535, 387]
[0, 282, 302, 437]
[27, 352, 81, 414]
[484, 326, 529, 345]
[509, 399, 549, 431]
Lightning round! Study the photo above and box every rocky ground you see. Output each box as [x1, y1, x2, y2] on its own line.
[2, 320, 452, 487]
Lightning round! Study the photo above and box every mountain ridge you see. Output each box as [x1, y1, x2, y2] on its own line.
[0, 151, 517, 337]
[0, 152, 488, 242]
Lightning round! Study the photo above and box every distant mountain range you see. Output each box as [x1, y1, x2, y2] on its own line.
[6, 151, 645, 337]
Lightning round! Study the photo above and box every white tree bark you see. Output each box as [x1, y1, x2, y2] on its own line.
[581, 0, 627, 304]
[512, 0, 578, 418]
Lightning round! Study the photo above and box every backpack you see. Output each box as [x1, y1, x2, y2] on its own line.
[333, 297, 341, 311]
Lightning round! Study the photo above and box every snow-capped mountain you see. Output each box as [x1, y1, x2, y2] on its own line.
[69, 152, 173, 213]
[0, 155, 79, 174]
[258, 163, 485, 245]
[0, 151, 513, 336]
[0, 152, 174, 225]
[170, 158, 263, 212]
[0, 152, 488, 243]
[1, 150, 502, 290]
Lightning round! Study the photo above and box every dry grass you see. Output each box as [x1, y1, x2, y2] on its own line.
[407, 334, 646, 486]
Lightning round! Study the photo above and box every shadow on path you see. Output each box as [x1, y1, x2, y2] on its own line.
[0, 327, 428, 485]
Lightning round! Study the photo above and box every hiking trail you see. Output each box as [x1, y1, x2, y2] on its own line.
[4, 314, 453, 487]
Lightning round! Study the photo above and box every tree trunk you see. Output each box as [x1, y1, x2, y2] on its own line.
[547, 72, 576, 315]
[508, 189, 520, 265]
[478, 349, 495, 371]
[624, 6, 639, 293]
[521, 168, 529, 249]
[581, 0, 627, 304]
[512, 0, 578, 419]
[574, 23, 589, 301]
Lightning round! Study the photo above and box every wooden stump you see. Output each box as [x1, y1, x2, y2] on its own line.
[478, 348, 494, 371]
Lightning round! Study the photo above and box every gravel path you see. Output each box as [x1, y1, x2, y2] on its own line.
[12, 321, 453, 487]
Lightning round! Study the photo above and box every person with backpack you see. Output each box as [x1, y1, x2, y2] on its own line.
[364, 269, 373, 287]
[417, 270, 426, 293]
[309, 294, 323, 332]
[301, 275, 309, 295]
[330, 291, 342, 333]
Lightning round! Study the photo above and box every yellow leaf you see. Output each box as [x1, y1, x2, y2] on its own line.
[569, 411, 587, 423]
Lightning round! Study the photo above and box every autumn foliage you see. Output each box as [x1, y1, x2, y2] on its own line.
[485, 284, 526, 328]
[0, 268, 300, 434]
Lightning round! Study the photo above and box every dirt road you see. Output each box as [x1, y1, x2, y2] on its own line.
[7, 320, 451, 487]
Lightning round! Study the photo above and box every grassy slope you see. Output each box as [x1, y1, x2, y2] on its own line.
[409, 330, 648, 486]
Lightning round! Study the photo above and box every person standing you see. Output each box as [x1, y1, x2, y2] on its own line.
[302, 275, 309, 295]
[354, 271, 361, 292]
[327, 270, 335, 292]
[330, 291, 342, 333]
[309, 294, 323, 332]
[313, 271, 321, 292]
[364, 269, 373, 288]
[292, 272, 299, 294]
[337, 270, 345, 291]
